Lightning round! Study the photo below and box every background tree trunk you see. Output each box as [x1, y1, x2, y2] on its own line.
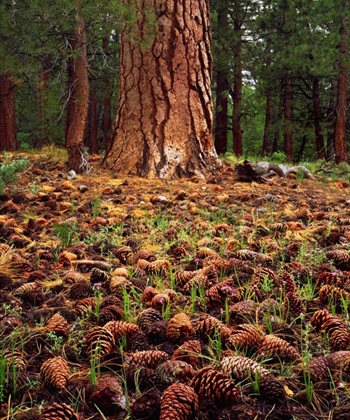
[333, 2, 348, 164]
[214, 2, 229, 156]
[65, 17, 89, 173]
[232, 2, 243, 157]
[283, 76, 293, 161]
[103, 0, 220, 179]
[102, 35, 112, 153]
[0, 71, 18, 151]
[312, 77, 325, 159]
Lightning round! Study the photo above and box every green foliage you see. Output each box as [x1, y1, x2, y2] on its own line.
[53, 222, 79, 247]
[0, 154, 30, 195]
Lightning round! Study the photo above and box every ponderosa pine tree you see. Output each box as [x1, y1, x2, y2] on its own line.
[103, 0, 221, 178]
[333, 0, 349, 164]
[0, 71, 18, 151]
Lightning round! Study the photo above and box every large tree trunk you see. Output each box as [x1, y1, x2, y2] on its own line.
[65, 17, 89, 173]
[312, 77, 325, 159]
[214, 2, 229, 155]
[333, 2, 348, 164]
[0, 72, 18, 151]
[232, 3, 243, 157]
[103, 0, 220, 179]
[262, 41, 272, 157]
[283, 76, 293, 161]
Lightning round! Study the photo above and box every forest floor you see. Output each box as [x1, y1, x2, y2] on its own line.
[2, 151, 350, 419]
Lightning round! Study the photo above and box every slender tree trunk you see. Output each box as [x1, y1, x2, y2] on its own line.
[214, 2, 228, 155]
[35, 67, 50, 148]
[283, 76, 293, 161]
[65, 17, 89, 173]
[262, 42, 272, 157]
[0, 72, 18, 151]
[232, 6, 242, 157]
[104, 0, 220, 178]
[333, 2, 348, 164]
[86, 79, 99, 155]
[102, 35, 112, 152]
[312, 77, 325, 159]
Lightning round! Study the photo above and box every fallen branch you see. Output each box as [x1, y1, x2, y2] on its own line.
[70, 260, 112, 270]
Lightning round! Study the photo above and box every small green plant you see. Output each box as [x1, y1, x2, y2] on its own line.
[92, 197, 100, 218]
[0, 154, 30, 195]
[46, 331, 64, 353]
[54, 222, 78, 247]
[92, 286, 103, 318]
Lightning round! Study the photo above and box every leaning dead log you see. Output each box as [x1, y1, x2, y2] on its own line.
[235, 160, 315, 183]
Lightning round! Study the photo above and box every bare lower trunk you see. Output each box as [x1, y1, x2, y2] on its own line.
[0, 72, 18, 151]
[232, 7, 242, 157]
[102, 35, 112, 152]
[334, 5, 348, 164]
[283, 77, 293, 161]
[312, 77, 325, 159]
[103, 0, 220, 179]
[65, 18, 89, 173]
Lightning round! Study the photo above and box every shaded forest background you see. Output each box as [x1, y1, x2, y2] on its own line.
[0, 0, 349, 163]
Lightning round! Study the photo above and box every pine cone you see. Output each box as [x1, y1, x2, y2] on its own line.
[127, 332, 151, 352]
[97, 305, 124, 325]
[83, 326, 115, 360]
[137, 308, 163, 333]
[283, 292, 305, 319]
[175, 270, 197, 289]
[160, 383, 199, 420]
[62, 270, 85, 284]
[196, 247, 220, 259]
[166, 313, 194, 343]
[172, 339, 201, 367]
[233, 249, 272, 264]
[104, 320, 140, 341]
[280, 271, 296, 294]
[220, 355, 270, 381]
[141, 286, 158, 306]
[310, 309, 333, 331]
[136, 249, 157, 262]
[125, 350, 169, 369]
[329, 350, 350, 374]
[304, 355, 334, 382]
[316, 271, 343, 288]
[132, 392, 160, 420]
[192, 314, 231, 343]
[226, 324, 263, 350]
[114, 245, 134, 264]
[151, 293, 170, 311]
[91, 373, 125, 414]
[126, 364, 163, 390]
[157, 360, 194, 384]
[191, 367, 240, 405]
[14, 281, 39, 294]
[259, 374, 286, 403]
[147, 320, 169, 344]
[45, 313, 70, 338]
[205, 279, 241, 309]
[69, 281, 92, 300]
[11, 253, 34, 272]
[182, 272, 211, 293]
[257, 335, 301, 363]
[74, 297, 96, 316]
[38, 402, 78, 420]
[90, 267, 110, 284]
[40, 356, 70, 390]
[326, 249, 350, 269]
[137, 259, 170, 275]
[229, 300, 257, 323]
[3, 348, 27, 371]
[318, 284, 349, 306]
[109, 276, 133, 295]
[322, 317, 350, 350]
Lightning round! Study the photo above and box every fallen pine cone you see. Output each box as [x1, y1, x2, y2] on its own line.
[160, 382, 199, 420]
[38, 402, 79, 420]
[40, 356, 70, 391]
[91, 373, 126, 414]
[190, 366, 240, 405]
